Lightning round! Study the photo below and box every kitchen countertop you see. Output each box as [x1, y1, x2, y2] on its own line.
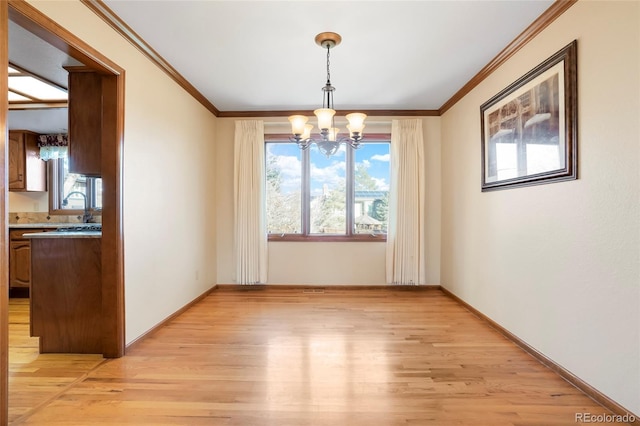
[24, 230, 101, 239]
[9, 223, 100, 229]
[16, 223, 102, 239]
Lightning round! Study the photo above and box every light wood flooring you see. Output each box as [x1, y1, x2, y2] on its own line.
[8, 298, 104, 423]
[8, 288, 627, 425]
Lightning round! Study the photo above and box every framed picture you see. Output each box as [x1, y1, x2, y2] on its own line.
[481, 40, 577, 191]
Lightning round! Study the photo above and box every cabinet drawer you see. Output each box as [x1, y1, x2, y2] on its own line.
[10, 229, 30, 241]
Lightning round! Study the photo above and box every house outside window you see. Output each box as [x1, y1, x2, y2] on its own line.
[266, 138, 390, 241]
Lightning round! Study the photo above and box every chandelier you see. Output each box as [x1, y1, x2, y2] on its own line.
[289, 32, 367, 157]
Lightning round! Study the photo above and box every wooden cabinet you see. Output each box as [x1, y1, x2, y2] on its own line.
[9, 228, 49, 290]
[30, 236, 102, 353]
[9, 130, 47, 192]
[9, 240, 31, 289]
[67, 67, 102, 176]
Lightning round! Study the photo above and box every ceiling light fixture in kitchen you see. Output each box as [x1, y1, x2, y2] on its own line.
[288, 32, 367, 157]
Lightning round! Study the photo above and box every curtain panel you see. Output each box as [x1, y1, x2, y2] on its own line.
[386, 119, 426, 285]
[234, 120, 268, 284]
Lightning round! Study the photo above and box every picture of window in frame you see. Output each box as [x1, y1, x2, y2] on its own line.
[480, 40, 578, 192]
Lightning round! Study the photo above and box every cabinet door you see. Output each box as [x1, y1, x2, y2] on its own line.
[8, 131, 25, 190]
[23, 132, 47, 191]
[10, 240, 31, 288]
[68, 69, 102, 176]
[8, 131, 47, 192]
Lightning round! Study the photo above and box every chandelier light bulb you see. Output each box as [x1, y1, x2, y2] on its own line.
[288, 115, 309, 136]
[346, 112, 367, 135]
[327, 127, 340, 142]
[314, 108, 336, 131]
[347, 124, 365, 139]
[301, 124, 313, 140]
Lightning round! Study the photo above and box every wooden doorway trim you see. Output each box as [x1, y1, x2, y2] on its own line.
[1, 1, 9, 424]
[2, 0, 125, 421]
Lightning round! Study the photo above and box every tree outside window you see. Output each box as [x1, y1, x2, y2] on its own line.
[266, 140, 389, 240]
[49, 156, 102, 214]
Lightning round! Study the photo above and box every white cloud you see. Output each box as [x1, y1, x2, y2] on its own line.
[371, 153, 390, 162]
[273, 154, 301, 193]
[372, 177, 389, 191]
[275, 155, 301, 178]
[310, 161, 345, 195]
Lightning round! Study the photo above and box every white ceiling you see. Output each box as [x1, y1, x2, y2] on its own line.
[8, 21, 82, 133]
[102, 0, 554, 112]
[8, 0, 555, 133]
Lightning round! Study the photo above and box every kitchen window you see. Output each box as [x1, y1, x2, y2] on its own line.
[266, 138, 390, 241]
[49, 156, 102, 215]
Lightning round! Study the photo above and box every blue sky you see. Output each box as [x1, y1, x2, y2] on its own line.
[267, 142, 390, 195]
[354, 143, 390, 190]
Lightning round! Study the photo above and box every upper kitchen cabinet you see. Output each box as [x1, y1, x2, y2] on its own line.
[9, 130, 47, 192]
[67, 67, 102, 176]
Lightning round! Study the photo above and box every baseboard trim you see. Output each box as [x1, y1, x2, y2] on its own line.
[440, 286, 639, 424]
[125, 284, 218, 352]
[215, 283, 442, 291]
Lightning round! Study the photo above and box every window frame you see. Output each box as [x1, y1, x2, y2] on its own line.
[48, 157, 102, 216]
[266, 134, 390, 242]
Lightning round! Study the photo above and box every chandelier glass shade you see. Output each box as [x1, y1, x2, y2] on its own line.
[289, 32, 367, 157]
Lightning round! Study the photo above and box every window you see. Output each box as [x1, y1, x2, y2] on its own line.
[266, 138, 390, 241]
[49, 156, 102, 215]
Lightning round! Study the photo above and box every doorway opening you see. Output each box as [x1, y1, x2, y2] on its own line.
[2, 1, 125, 423]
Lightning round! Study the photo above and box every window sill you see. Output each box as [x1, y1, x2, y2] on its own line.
[268, 234, 387, 242]
[48, 208, 102, 216]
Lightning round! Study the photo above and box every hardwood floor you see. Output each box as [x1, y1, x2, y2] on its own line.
[8, 298, 104, 423]
[9, 288, 629, 425]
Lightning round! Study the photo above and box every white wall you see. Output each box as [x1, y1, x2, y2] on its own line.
[8, 191, 48, 212]
[27, 0, 218, 344]
[441, 1, 639, 415]
[216, 116, 441, 285]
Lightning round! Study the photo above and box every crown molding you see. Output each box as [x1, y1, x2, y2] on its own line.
[81, 0, 220, 116]
[83, 0, 576, 119]
[439, 0, 577, 114]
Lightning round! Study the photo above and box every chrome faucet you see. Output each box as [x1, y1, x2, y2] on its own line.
[62, 191, 94, 223]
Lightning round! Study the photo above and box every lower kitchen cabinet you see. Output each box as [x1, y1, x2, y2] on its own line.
[9, 229, 49, 291]
[9, 239, 31, 289]
[30, 236, 102, 354]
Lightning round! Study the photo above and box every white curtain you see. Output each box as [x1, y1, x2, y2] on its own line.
[386, 119, 426, 285]
[234, 120, 268, 284]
